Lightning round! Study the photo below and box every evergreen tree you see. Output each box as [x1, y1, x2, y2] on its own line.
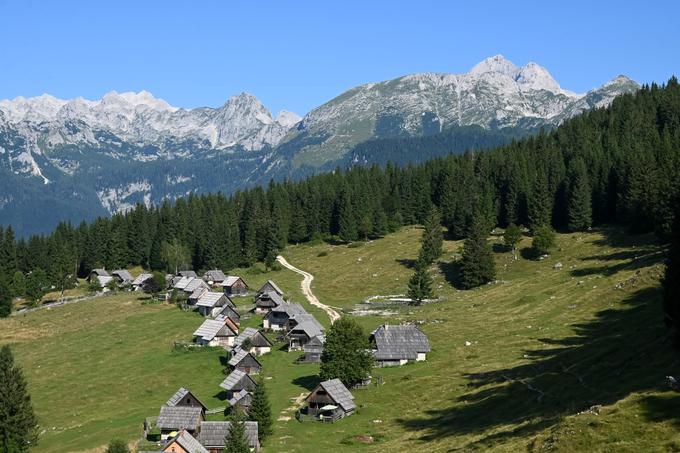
[24, 269, 47, 305]
[248, 380, 273, 442]
[104, 439, 130, 453]
[0, 279, 11, 318]
[566, 158, 593, 231]
[320, 317, 373, 386]
[532, 225, 556, 256]
[407, 260, 434, 305]
[0, 345, 38, 452]
[418, 207, 443, 265]
[337, 188, 357, 243]
[459, 214, 496, 289]
[527, 172, 552, 233]
[503, 223, 522, 251]
[663, 203, 680, 347]
[224, 409, 250, 453]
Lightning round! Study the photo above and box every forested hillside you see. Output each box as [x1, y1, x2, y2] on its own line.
[0, 78, 678, 304]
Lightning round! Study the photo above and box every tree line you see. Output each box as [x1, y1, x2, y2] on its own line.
[1, 77, 679, 314]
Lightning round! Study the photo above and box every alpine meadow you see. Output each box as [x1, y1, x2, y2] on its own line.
[1, 2, 680, 452]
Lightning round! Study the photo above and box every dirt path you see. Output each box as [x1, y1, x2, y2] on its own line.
[276, 255, 340, 324]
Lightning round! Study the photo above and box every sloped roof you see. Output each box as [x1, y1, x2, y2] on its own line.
[204, 269, 227, 282]
[219, 369, 256, 391]
[233, 327, 272, 349]
[266, 301, 307, 319]
[259, 279, 283, 295]
[97, 275, 114, 287]
[370, 324, 431, 360]
[165, 387, 207, 411]
[90, 268, 109, 277]
[304, 335, 326, 350]
[318, 379, 356, 412]
[289, 317, 324, 338]
[193, 318, 236, 341]
[179, 270, 197, 278]
[256, 290, 285, 306]
[111, 269, 133, 282]
[197, 421, 259, 449]
[156, 406, 202, 431]
[218, 304, 240, 320]
[173, 276, 193, 290]
[185, 278, 209, 293]
[228, 349, 261, 368]
[189, 286, 208, 300]
[166, 429, 208, 453]
[227, 389, 253, 407]
[132, 273, 153, 286]
[196, 291, 225, 308]
[221, 275, 247, 287]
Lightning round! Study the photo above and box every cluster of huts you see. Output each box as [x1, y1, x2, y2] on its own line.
[145, 387, 260, 453]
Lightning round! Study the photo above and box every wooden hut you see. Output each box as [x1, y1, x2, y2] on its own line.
[165, 387, 208, 412]
[156, 406, 204, 440]
[369, 324, 431, 367]
[162, 429, 208, 453]
[221, 276, 249, 297]
[232, 327, 272, 356]
[193, 316, 238, 347]
[263, 302, 307, 331]
[301, 379, 356, 422]
[287, 314, 324, 351]
[257, 280, 283, 296]
[196, 292, 234, 318]
[197, 421, 260, 452]
[203, 269, 227, 285]
[254, 291, 284, 314]
[219, 369, 257, 413]
[302, 335, 325, 363]
[228, 349, 262, 375]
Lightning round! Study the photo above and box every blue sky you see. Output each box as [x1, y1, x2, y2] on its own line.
[0, 0, 678, 115]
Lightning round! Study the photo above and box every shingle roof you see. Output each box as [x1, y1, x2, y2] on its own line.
[185, 278, 209, 293]
[218, 304, 240, 321]
[190, 286, 208, 301]
[304, 335, 326, 351]
[221, 275, 245, 287]
[91, 268, 109, 277]
[259, 279, 283, 295]
[193, 318, 235, 341]
[256, 290, 285, 306]
[97, 275, 114, 287]
[204, 269, 227, 282]
[228, 349, 260, 368]
[219, 369, 256, 391]
[197, 421, 259, 449]
[179, 270, 197, 278]
[132, 273, 153, 286]
[233, 327, 272, 349]
[166, 429, 208, 453]
[111, 269, 133, 282]
[289, 317, 324, 338]
[227, 389, 253, 407]
[165, 387, 207, 410]
[370, 324, 431, 360]
[173, 276, 193, 290]
[318, 379, 356, 412]
[196, 291, 225, 308]
[267, 301, 307, 318]
[156, 406, 202, 431]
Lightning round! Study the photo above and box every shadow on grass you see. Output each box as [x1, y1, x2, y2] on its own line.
[292, 375, 320, 391]
[219, 355, 231, 367]
[520, 246, 540, 260]
[397, 285, 677, 449]
[396, 258, 417, 270]
[571, 248, 666, 278]
[438, 261, 462, 289]
[640, 393, 680, 427]
[213, 390, 228, 402]
[492, 243, 511, 254]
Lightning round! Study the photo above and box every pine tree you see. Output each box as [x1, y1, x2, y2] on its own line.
[337, 189, 357, 243]
[105, 439, 130, 453]
[320, 317, 373, 386]
[0, 345, 38, 452]
[664, 202, 680, 347]
[24, 269, 47, 305]
[459, 214, 496, 289]
[407, 260, 434, 305]
[418, 207, 443, 265]
[0, 279, 11, 318]
[224, 409, 250, 453]
[567, 158, 593, 231]
[527, 172, 552, 233]
[248, 380, 273, 442]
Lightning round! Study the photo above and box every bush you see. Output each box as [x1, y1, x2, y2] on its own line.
[532, 225, 556, 255]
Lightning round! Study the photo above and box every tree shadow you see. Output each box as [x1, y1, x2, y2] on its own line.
[397, 285, 679, 449]
[639, 393, 680, 427]
[292, 375, 320, 391]
[520, 247, 540, 260]
[396, 258, 417, 269]
[219, 355, 231, 367]
[213, 390, 228, 402]
[492, 243, 511, 253]
[438, 261, 462, 288]
[571, 249, 666, 277]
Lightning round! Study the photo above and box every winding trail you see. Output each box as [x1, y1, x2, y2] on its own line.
[276, 255, 340, 324]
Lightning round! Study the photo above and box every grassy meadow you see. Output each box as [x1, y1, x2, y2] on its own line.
[1, 225, 678, 452]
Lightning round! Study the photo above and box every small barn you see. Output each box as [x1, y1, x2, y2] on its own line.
[87, 268, 109, 283]
[165, 388, 208, 412]
[220, 369, 257, 413]
[203, 269, 227, 285]
[184, 278, 210, 297]
[111, 269, 133, 284]
[221, 276, 249, 297]
[162, 429, 208, 453]
[216, 304, 240, 325]
[193, 317, 238, 347]
[370, 324, 431, 367]
[188, 286, 209, 305]
[132, 273, 153, 291]
[228, 349, 262, 375]
[257, 280, 283, 296]
[196, 292, 234, 318]
[287, 314, 324, 351]
[178, 270, 197, 278]
[302, 335, 325, 363]
[232, 327, 273, 356]
[197, 421, 260, 452]
[254, 291, 284, 314]
[301, 379, 356, 422]
[156, 405, 204, 440]
[263, 302, 307, 331]
[173, 276, 193, 291]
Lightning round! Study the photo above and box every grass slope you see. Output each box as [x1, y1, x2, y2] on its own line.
[1, 226, 677, 452]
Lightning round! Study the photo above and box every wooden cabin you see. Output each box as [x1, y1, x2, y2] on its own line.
[162, 429, 208, 453]
[257, 279, 283, 297]
[156, 406, 204, 441]
[232, 327, 272, 356]
[228, 349, 262, 375]
[370, 324, 431, 367]
[165, 387, 208, 412]
[196, 292, 234, 318]
[301, 379, 356, 422]
[254, 291, 284, 314]
[219, 369, 257, 413]
[193, 317, 238, 347]
[287, 315, 324, 351]
[203, 269, 227, 285]
[263, 302, 307, 331]
[302, 335, 325, 363]
[111, 269, 133, 284]
[132, 273, 153, 291]
[178, 270, 197, 278]
[86, 268, 109, 283]
[197, 421, 260, 452]
[216, 304, 240, 326]
[221, 276, 249, 297]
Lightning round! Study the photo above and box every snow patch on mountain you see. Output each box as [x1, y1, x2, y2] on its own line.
[96, 180, 152, 213]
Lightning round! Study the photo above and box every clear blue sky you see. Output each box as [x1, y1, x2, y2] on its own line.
[0, 0, 678, 115]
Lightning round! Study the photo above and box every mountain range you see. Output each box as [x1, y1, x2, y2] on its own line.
[0, 55, 639, 236]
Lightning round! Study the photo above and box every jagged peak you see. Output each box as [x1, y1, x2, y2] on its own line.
[469, 54, 519, 77]
[275, 110, 302, 127]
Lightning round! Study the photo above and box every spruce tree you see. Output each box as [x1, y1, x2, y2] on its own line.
[248, 380, 273, 442]
[459, 214, 496, 289]
[567, 158, 593, 231]
[0, 279, 11, 318]
[320, 317, 373, 386]
[527, 172, 552, 232]
[407, 260, 434, 305]
[224, 409, 250, 453]
[0, 345, 38, 452]
[664, 203, 680, 347]
[337, 189, 357, 243]
[418, 207, 443, 265]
